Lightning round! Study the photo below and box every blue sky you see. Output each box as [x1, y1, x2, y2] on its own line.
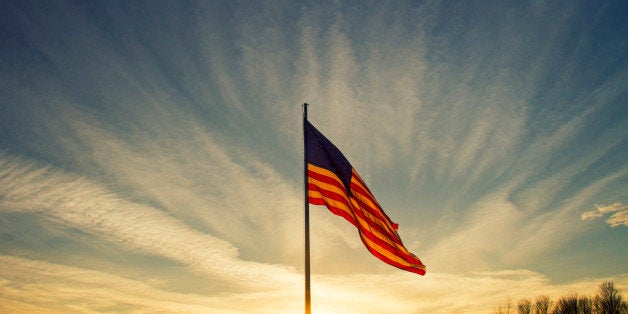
[0, 0, 626, 313]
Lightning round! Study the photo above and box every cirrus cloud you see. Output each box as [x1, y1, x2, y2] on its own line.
[581, 202, 628, 227]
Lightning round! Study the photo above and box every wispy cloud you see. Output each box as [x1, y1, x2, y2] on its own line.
[582, 202, 628, 227]
[0, 255, 305, 314]
[1, 1, 627, 312]
[0, 153, 299, 288]
[0, 255, 228, 313]
[2, 254, 626, 314]
[311, 270, 628, 313]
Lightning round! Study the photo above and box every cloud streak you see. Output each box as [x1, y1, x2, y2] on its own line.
[0, 153, 299, 288]
[2, 254, 626, 314]
[0, 0, 626, 312]
[582, 202, 628, 227]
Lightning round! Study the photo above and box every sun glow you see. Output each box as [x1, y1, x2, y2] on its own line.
[0, 0, 626, 313]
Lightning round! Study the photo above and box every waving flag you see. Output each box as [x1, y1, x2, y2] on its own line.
[305, 120, 426, 275]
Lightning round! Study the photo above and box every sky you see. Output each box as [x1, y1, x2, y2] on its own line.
[0, 0, 627, 313]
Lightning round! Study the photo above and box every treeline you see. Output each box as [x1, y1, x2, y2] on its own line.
[494, 281, 627, 314]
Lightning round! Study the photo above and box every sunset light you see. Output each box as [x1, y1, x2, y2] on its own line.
[0, 1, 626, 313]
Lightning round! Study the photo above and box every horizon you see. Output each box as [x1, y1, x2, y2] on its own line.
[0, 1, 627, 313]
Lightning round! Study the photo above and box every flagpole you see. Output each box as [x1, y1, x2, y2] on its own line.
[303, 103, 311, 314]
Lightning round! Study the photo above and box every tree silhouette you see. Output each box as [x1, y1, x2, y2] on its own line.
[578, 295, 593, 314]
[593, 281, 625, 314]
[495, 282, 627, 314]
[535, 295, 552, 314]
[553, 294, 578, 313]
[494, 298, 514, 314]
[517, 298, 532, 314]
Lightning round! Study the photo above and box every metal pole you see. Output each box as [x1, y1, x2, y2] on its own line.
[303, 103, 311, 314]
